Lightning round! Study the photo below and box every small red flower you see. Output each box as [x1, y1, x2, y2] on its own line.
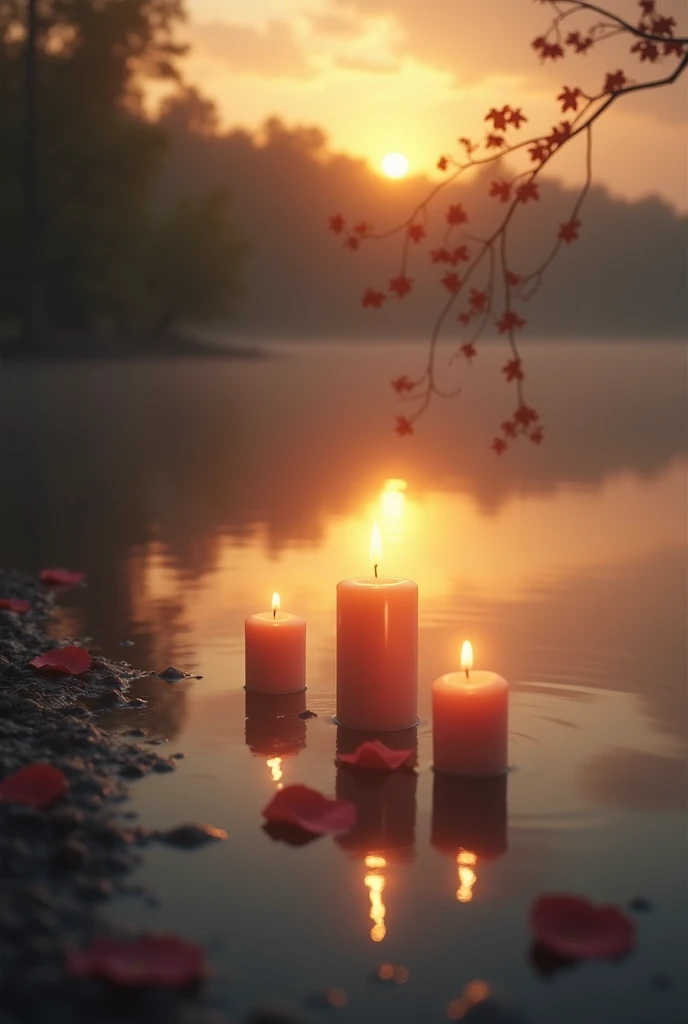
[441, 272, 461, 294]
[497, 311, 527, 333]
[329, 214, 345, 234]
[395, 416, 414, 438]
[631, 39, 659, 62]
[67, 934, 207, 988]
[437, 155, 449, 171]
[558, 86, 582, 113]
[469, 288, 488, 312]
[354, 221, 370, 235]
[391, 375, 415, 394]
[362, 288, 385, 309]
[450, 245, 470, 264]
[446, 203, 468, 225]
[430, 248, 451, 264]
[40, 568, 85, 586]
[491, 438, 507, 455]
[502, 359, 524, 382]
[461, 343, 477, 361]
[389, 275, 413, 298]
[516, 180, 540, 204]
[548, 121, 571, 148]
[506, 270, 521, 286]
[29, 645, 92, 675]
[457, 313, 471, 326]
[559, 219, 581, 243]
[530, 427, 544, 444]
[0, 764, 69, 808]
[528, 141, 549, 164]
[508, 107, 527, 129]
[485, 106, 510, 131]
[262, 784, 356, 836]
[502, 420, 517, 438]
[531, 895, 635, 960]
[603, 70, 627, 93]
[565, 31, 593, 54]
[515, 404, 539, 427]
[485, 133, 506, 150]
[0, 598, 31, 614]
[489, 180, 511, 203]
[345, 235, 359, 251]
[338, 741, 414, 771]
[408, 224, 426, 243]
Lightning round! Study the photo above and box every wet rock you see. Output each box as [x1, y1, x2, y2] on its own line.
[160, 823, 229, 849]
[157, 666, 188, 682]
[56, 838, 90, 868]
[119, 640, 135, 647]
[171, 752, 186, 760]
[297, 710, 317, 720]
[74, 877, 113, 902]
[153, 759, 176, 773]
[50, 806, 84, 836]
[124, 727, 147, 738]
[120, 762, 146, 779]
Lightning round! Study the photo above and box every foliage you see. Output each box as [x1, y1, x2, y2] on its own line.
[331, 0, 688, 451]
[0, 0, 245, 343]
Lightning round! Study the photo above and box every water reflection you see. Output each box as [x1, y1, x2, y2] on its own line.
[244, 690, 307, 758]
[335, 727, 418, 862]
[363, 853, 388, 943]
[432, 775, 508, 902]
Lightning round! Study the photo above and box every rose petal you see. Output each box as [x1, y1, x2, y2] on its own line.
[40, 568, 86, 586]
[337, 740, 414, 771]
[262, 784, 356, 835]
[29, 645, 92, 675]
[530, 894, 636, 960]
[66, 934, 206, 988]
[0, 764, 69, 808]
[0, 598, 31, 614]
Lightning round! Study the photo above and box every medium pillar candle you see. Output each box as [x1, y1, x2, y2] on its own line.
[336, 524, 418, 732]
[245, 593, 306, 695]
[432, 642, 508, 777]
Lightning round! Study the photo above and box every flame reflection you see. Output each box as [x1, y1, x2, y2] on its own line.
[456, 848, 477, 903]
[364, 852, 387, 942]
[266, 755, 283, 788]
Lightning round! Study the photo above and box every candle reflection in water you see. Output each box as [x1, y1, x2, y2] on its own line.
[336, 726, 417, 942]
[431, 774, 508, 903]
[245, 690, 308, 789]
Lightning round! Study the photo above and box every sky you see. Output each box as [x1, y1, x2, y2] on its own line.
[180, 0, 688, 210]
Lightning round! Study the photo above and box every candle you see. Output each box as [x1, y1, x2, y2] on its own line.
[245, 592, 306, 694]
[336, 524, 418, 732]
[432, 641, 508, 777]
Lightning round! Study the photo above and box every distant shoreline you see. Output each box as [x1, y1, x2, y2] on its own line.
[0, 332, 267, 362]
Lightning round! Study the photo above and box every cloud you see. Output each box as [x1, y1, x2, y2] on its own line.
[308, 10, 363, 37]
[189, 19, 315, 80]
[334, 54, 401, 73]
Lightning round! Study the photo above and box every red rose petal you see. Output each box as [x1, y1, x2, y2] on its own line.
[337, 740, 415, 771]
[40, 568, 86, 586]
[29, 645, 92, 675]
[262, 784, 356, 835]
[66, 934, 206, 988]
[0, 598, 31, 614]
[531, 894, 636, 960]
[0, 764, 69, 808]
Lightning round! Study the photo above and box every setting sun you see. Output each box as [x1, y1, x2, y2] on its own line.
[381, 152, 409, 179]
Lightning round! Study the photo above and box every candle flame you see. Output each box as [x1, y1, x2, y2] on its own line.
[272, 592, 280, 616]
[369, 522, 383, 573]
[460, 640, 474, 673]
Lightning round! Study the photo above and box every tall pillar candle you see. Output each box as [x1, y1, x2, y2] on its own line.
[336, 524, 418, 732]
[432, 642, 508, 777]
[245, 592, 306, 695]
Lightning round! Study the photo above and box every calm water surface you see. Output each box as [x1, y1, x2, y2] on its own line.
[1, 341, 687, 1023]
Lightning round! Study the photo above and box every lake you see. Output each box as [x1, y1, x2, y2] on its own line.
[0, 339, 686, 1023]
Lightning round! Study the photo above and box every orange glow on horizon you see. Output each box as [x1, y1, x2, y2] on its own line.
[381, 152, 409, 178]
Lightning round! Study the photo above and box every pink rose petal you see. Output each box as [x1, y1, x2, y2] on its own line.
[66, 934, 206, 987]
[40, 568, 85, 586]
[0, 764, 69, 808]
[337, 740, 415, 771]
[29, 645, 92, 675]
[531, 894, 636, 960]
[262, 784, 356, 835]
[0, 598, 31, 614]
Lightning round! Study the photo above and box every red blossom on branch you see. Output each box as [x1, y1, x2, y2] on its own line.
[330, 0, 688, 450]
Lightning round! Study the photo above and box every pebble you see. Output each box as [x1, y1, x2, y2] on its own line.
[297, 710, 317, 719]
[56, 838, 90, 868]
[157, 666, 188, 682]
[160, 824, 229, 849]
[50, 807, 85, 835]
[120, 762, 146, 778]
[124, 727, 147, 737]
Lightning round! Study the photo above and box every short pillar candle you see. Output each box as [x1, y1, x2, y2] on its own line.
[432, 642, 508, 777]
[336, 524, 418, 732]
[245, 593, 306, 695]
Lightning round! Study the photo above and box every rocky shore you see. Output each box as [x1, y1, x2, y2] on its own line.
[0, 570, 226, 1024]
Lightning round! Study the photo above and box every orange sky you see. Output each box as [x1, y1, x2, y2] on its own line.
[181, 0, 687, 209]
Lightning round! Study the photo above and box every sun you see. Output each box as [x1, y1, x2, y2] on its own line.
[381, 152, 409, 179]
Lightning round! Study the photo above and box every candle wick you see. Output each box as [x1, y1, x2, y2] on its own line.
[273, 608, 277, 619]
[374, 564, 378, 578]
[465, 669, 469, 679]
